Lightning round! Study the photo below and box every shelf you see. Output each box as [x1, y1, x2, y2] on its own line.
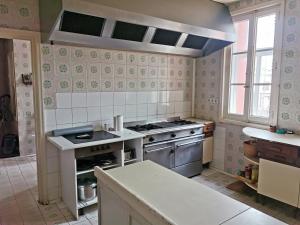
[76, 169, 94, 176]
[76, 163, 120, 175]
[124, 158, 138, 165]
[244, 181, 258, 191]
[101, 163, 120, 170]
[236, 176, 258, 191]
[244, 155, 259, 165]
[77, 197, 98, 209]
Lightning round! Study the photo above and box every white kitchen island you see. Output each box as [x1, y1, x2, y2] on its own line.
[95, 160, 287, 225]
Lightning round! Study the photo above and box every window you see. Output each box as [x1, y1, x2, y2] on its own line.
[223, 7, 282, 125]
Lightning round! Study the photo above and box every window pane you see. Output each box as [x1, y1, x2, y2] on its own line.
[233, 20, 249, 53]
[256, 14, 276, 50]
[250, 84, 271, 118]
[231, 54, 247, 84]
[229, 85, 245, 115]
[254, 50, 273, 83]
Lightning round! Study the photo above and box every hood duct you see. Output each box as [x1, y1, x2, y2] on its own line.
[39, 0, 236, 57]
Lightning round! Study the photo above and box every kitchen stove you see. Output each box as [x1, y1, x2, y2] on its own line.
[127, 119, 204, 177]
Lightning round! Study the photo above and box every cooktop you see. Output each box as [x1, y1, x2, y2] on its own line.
[63, 130, 119, 144]
[127, 120, 196, 132]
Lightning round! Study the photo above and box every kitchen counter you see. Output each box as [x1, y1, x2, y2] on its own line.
[47, 128, 145, 151]
[95, 161, 286, 225]
[243, 127, 300, 147]
[186, 117, 214, 125]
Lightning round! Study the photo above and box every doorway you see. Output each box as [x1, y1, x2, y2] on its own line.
[0, 38, 36, 158]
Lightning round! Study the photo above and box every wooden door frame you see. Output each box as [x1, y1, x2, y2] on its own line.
[0, 27, 48, 204]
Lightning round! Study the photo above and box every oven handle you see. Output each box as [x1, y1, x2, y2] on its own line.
[176, 140, 203, 148]
[144, 134, 204, 148]
[145, 146, 173, 154]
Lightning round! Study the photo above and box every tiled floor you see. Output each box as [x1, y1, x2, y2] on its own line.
[0, 156, 299, 225]
[0, 156, 97, 225]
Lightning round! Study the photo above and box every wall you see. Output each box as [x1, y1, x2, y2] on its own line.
[0, 0, 39, 31]
[13, 39, 36, 156]
[0, 0, 194, 203]
[195, 52, 246, 174]
[41, 45, 194, 202]
[196, 0, 300, 174]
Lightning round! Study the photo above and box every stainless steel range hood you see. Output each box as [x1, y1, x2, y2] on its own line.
[39, 0, 236, 57]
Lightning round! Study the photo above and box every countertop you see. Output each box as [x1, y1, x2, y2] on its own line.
[243, 127, 300, 147]
[95, 161, 286, 225]
[47, 128, 145, 151]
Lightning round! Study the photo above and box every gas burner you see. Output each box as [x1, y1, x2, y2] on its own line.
[127, 120, 197, 132]
[127, 124, 162, 132]
[171, 120, 195, 125]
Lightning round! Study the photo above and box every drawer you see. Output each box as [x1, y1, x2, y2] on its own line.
[75, 141, 123, 158]
[257, 140, 300, 167]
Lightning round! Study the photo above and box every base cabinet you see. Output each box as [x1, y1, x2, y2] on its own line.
[203, 137, 213, 164]
[258, 159, 300, 207]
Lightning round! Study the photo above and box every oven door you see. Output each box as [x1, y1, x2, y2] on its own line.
[144, 142, 175, 169]
[174, 137, 203, 167]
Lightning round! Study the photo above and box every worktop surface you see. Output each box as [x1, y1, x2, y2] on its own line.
[47, 128, 144, 151]
[243, 127, 300, 147]
[95, 161, 286, 225]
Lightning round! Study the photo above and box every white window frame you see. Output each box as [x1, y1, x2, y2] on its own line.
[220, 2, 284, 127]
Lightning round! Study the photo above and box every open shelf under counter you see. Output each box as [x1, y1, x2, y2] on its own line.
[76, 163, 121, 176]
[236, 176, 258, 191]
[124, 158, 138, 165]
[77, 197, 98, 209]
[244, 155, 259, 166]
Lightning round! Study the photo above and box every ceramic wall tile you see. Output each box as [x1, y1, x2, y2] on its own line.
[127, 52, 138, 65]
[87, 92, 100, 107]
[101, 64, 114, 79]
[138, 66, 148, 79]
[72, 75, 86, 92]
[126, 79, 138, 91]
[56, 75, 72, 93]
[101, 50, 113, 63]
[87, 107, 101, 122]
[126, 65, 138, 79]
[86, 48, 101, 63]
[101, 78, 114, 92]
[113, 51, 126, 64]
[13, 40, 36, 156]
[42, 75, 56, 93]
[148, 54, 159, 67]
[56, 93, 71, 109]
[114, 79, 127, 92]
[114, 64, 126, 78]
[86, 73, 100, 92]
[137, 53, 148, 66]
[40, 43, 195, 203]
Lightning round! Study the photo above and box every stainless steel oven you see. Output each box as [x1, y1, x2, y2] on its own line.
[143, 134, 204, 177]
[173, 136, 203, 177]
[144, 141, 175, 169]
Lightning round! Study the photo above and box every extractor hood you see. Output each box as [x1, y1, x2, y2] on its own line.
[39, 0, 236, 57]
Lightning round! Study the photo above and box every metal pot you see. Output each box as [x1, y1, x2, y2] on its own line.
[77, 179, 97, 201]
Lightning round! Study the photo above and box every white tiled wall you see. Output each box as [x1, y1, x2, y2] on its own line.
[41, 45, 194, 202]
[41, 45, 194, 133]
[13, 40, 36, 156]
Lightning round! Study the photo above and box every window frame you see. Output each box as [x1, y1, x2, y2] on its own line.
[221, 4, 283, 126]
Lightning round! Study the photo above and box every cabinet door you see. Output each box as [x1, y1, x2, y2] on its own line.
[203, 137, 213, 164]
[258, 159, 300, 207]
